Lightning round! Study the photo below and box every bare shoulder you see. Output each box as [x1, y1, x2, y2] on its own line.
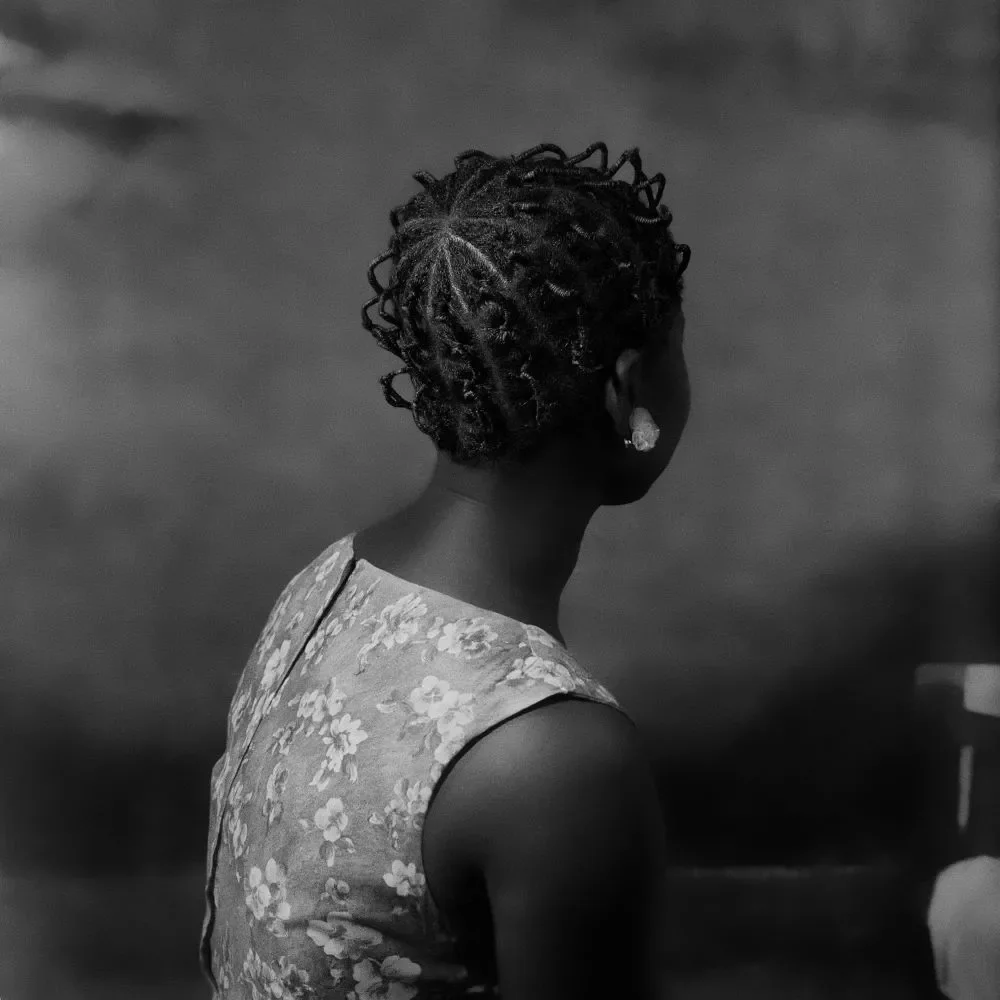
[461, 694, 649, 801]
[439, 696, 668, 1000]
[458, 696, 663, 865]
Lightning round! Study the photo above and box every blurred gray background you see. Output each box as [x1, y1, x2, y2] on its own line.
[0, 0, 996, 997]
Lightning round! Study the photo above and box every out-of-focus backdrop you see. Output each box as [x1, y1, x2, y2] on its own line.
[0, 0, 996, 997]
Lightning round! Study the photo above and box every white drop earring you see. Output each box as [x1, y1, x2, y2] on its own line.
[624, 406, 659, 452]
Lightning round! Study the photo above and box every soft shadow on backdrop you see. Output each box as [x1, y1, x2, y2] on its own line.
[0, 0, 996, 996]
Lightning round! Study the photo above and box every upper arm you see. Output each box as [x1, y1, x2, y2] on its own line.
[457, 696, 669, 1000]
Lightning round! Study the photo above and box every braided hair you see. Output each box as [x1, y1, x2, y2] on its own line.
[362, 141, 691, 467]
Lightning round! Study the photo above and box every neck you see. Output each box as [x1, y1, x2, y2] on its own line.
[374, 448, 602, 626]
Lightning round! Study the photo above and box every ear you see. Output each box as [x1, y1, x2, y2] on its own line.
[603, 348, 642, 437]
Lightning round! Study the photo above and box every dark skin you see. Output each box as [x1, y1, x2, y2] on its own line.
[354, 307, 689, 645]
[353, 307, 689, 1000]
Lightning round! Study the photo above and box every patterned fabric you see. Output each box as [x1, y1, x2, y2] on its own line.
[199, 530, 630, 999]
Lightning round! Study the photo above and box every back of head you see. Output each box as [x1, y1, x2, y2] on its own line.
[362, 142, 690, 468]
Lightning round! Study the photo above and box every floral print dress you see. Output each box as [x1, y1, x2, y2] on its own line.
[200, 530, 630, 999]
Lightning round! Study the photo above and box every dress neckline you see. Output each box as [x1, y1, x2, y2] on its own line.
[345, 531, 568, 651]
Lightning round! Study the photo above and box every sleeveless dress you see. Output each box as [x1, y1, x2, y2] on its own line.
[199, 530, 632, 999]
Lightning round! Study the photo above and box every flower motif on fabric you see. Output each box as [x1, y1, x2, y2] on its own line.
[523, 623, 560, 649]
[375, 676, 474, 768]
[497, 655, 583, 692]
[241, 638, 295, 745]
[306, 915, 384, 961]
[289, 677, 348, 736]
[261, 638, 293, 690]
[302, 629, 327, 670]
[263, 762, 288, 829]
[268, 722, 298, 757]
[425, 616, 499, 660]
[241, 947, 312, 1000]
[211, 753, 233, 817]
[383, 860, 426, 900]
[409, 676, 470, 721]
[309, 796, 357, 868]
[245, 858, 292, 936]
[302, 583, 378, 676]
[349, 956, 422, 1000]
[257, 588, 296, 660]
[229, 688, 251, 733]
[315, 549, 344, 586]
[319, 876, 352, 906]
[309, 714, 369, 790]
[356, 593, 428, 672]
[215, 925, 234, 993]
[368, 778, 432, 853]
[301, 546, 347, 603]
[344, 582, 378, 622]
[225, 778, 253, 872]
[433, 706, 476, 767]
